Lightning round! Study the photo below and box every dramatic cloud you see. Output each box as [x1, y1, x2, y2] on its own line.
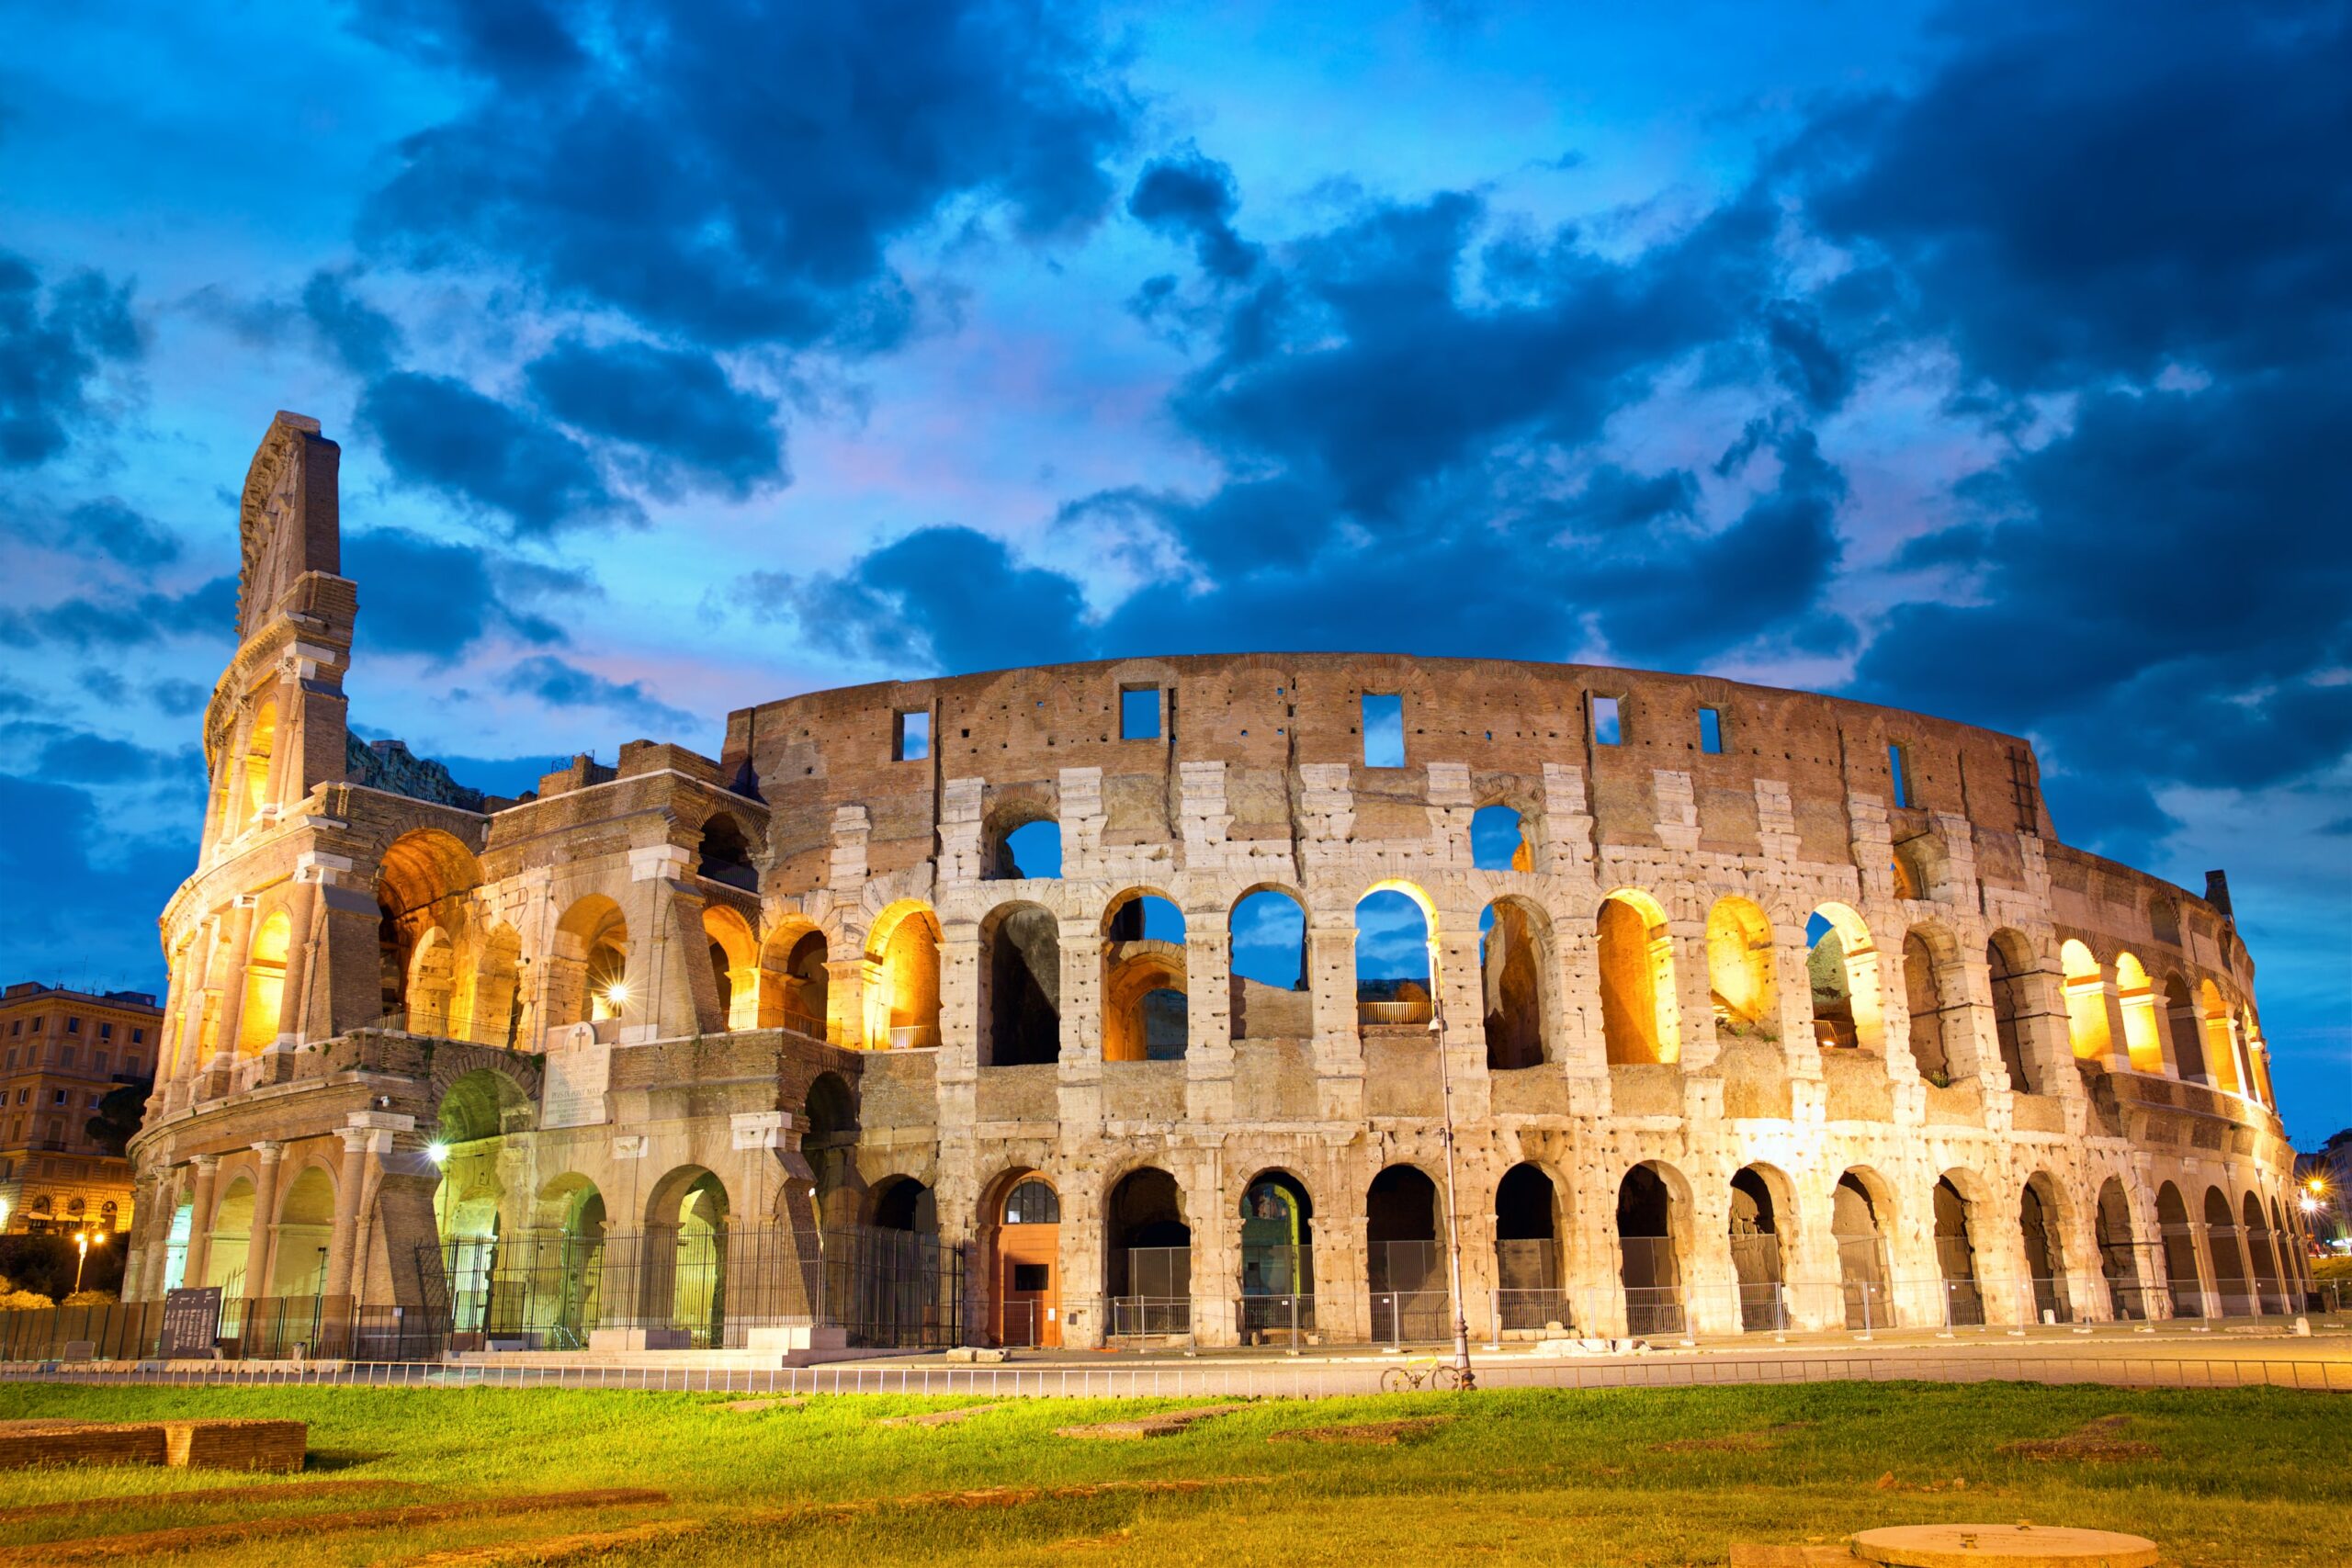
[0, 250, 141, 467]
[499, 654, 698, 733]
[759, 526, 1092, 674]
[1128, 147, 1259, 283]
[344, 526, 585, 657]
[356, 371, 627, 535]
[356, 0, 1132, 351]
[301, 268, 404, 378]
[526, 339, 785, 497]
[0, 577, 235, 651]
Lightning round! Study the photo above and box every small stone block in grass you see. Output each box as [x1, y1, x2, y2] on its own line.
[1054, 1404, 1250, 1440]
[1267, 1417, 1451, 1446]
[164, 1420, 307, 1473]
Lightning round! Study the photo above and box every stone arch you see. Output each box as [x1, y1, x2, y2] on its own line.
[986, 805, 1061, 880]
[701, 905, 760, 1032]
[1480, 896, 1550, 1069]
[1899, 929, 1950, 1081]
[1598, 888, 1677, 1065]
[1932, 1172, 1985, 1326]
[1985, 930, 2041, 1092]
[695, 811, 758, 891]
[1367, 1163, 1443, 1340]
[1103, 889, 1188, 1062]
[643, 1165, 730, 1345]
[1804, 902, 1883, 1054]
[1239, 1168, 1316, 1337]
[204, 1175, 257, 1294]
[532, 1172, 608, 1341]
[237, 908, 292, 1055]
[800, 1071, 859, 1227]
[868, 1174, 938, 1234]
[865, 900, 942, 1050]
[1704, 897, 1777, 1044]
[1617, 1161, 1688, 1335]
[2196, 980, 2241, 1094]
[1729, 1164, 1795, 1332]
[2094, 1176, 2146, 1320]
[2109, 952, 2164, 1073]
[2161, 973, 2207, 1083]
[1470, 802, 1532, 872]
[1494, 1162, 1565, 1330]
[979, 900, 1060, 1066]
[1832, 1168, 1894, 1328]
[1105, 1167, 1190, 1330]
[1355, 881, 1437, 1030]
[2018, 1170, 2074, 1323]
[2155, 1181, 2204, 1317]
[1229, 886, 1308, 1040]
[235, 699, 277, 829]
[552, 894, 628, 1030]
[2203, 1185, 2251, 1314]
[2057, 938, 2110, 1063]
[982, 1167, 1061, 1347]
[376, 830, 484, 1023]
[269, 1164, 336, 1298]
[404, 926, 458, 1039]
[2242, 1190, 2285, 1312]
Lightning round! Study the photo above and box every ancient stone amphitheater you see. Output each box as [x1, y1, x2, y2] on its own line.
[123, 413, 2310, 1356]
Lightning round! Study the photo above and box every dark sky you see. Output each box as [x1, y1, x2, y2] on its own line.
[1, 0, 2345, 1141]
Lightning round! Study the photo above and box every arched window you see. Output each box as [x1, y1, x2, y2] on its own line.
[1354, 887, 1432, 1029]
[1103, 892, 1187, 1062]
[1229, 889, 1307, 1041]
[981, 904, 1060, 1066]
[2058, 939, 2110, 1062]
[238, 909, 291, 1055]
[2112, 953, 2164, 1073]
[1470, 805, 1530, 871]
[869, 904, 943, 1050]
[238, 701, 277, 827]
[1804, 904, 1882, 1053]
[1704, 897, 1776, 1044]
[1597, 892, 1676, 1065]
[1004, 1179, 1060, 1224]
[1986, 933, 2037, 1092]
[1480, 900, 1547, 1069]
[1901, 931, 1949, 1083]
[695, 815, 758, 891]
[991, 818, 1061, 879]
[2162, 975, 2206, 1082]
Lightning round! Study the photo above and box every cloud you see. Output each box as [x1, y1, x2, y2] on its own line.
[499, 654, 698, 733]
[0, 772, 194, 991]
[356, 0, 1132, 351]
[0, 576, 235, 651]
[344, 526, 584, 657]
[301, 268, 404, 378]
[356, 371, 628, 535]
[754, 525, 1093, 675]
[1, 495, 182, 567]
[1128, 146, 1260, 284]
[526, 338, 786, 497]
[148, 679, 209, 716]
[0, 250, 141, 467]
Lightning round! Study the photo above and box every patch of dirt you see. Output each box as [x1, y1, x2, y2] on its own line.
[0, 1479, 418, 1524]
[721, 1396, 808, 1414]
[1054, 1403, 1251, 1440]
[381, 1518, 704, 1566]
[745, 1475, 1272, 1529]
[1872, 1472, 1973, 1493]
[0, 1487, 671, 1565]
[877, 1402, 1012, 1428]
[1269, 1417, 1452, 1446]
[1998, 1414, 2162, 1462]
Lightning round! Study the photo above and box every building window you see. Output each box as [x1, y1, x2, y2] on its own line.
[51, 1090, 66, 1107]
[130, 1028, 143, 1043]
[98, 1022, 112, 1040]
[64, 1017, 79, 1033]
[892, 709, 931, 762]
[1119, 684, 1162, 740]
[126, 1055, 141, 1075]
[6, 1021, 17, 1035]
[93, 1051, 107, 1073]
[14, 1089, 26, 1105]
[2, 1050, 12, 1069]
[57, 1047, 74, 1068]
[85, 1094, 101, 1109]
[1888, 742, 1913, 809]
[1699, 707, 1724, 754]
[1592, 694, 1623, 746]
[1362, 694, 1405, 767]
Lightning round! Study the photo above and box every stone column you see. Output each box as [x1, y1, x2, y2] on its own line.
[182, 1156, 221, 1289]
[821, 955, 870, 1045]
[209, 897, 261, 1065]
[273, 874, 324, 1047]
[1056, 915, 1104, 1131]
[324, 1122, 388, 1304]
[1183, 907, 1235, 1123]
[246, 1142, 286, 1299]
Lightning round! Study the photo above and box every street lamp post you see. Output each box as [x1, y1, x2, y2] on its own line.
[1429, 936, 1476, 1391]
[74, 1229, 107, 1295]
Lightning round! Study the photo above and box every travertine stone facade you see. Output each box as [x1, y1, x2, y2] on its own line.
[125, 414, 2311, 1348]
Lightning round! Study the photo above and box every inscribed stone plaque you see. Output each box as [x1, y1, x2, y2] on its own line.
[540, 1042, 611, 1129]
[161, 1287, 222, 1357]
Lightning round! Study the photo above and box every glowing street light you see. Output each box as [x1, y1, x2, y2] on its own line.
[602, 981, 630, 1010]
[73, 1228, 107, 1294]
[425, 1142, 450, 1166]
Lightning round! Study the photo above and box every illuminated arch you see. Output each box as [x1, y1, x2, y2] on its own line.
[2058, 939, 2110, 1061]
[701, 905, 760, 1031]
[1597, 888, 1677, 1065]
[2111, 952, 2165, 1073]
[1704, 897, 1777, 1042]
[237, 908, 291, 1055]
[865, 900, 943, 1050]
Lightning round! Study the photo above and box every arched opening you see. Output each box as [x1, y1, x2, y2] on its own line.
[981, 903, 1060, 1066]
[237, 909, 291, 1055]
[551, 895, 628, 1032]
[537, 1174, 606, 1346]
[2058, 939, 2110, 1062]
[1103, 891, 1188, 1062]
[1355, 886, 1433, 1029]
[1616, 1164, 1683, 1336]
[2160, 975, 2206, 1082]
[2196, 981, 2241, 1094]
[1933, 1176, 1984, 1326]
[2111, 953, 2164, 1073]
[269, 1167, 335, 1299]
[1471, 804, 1531, 871]
[702, 907, 759, 1032]
[1804, 904, 1883, 1053]
[871, 1176, 937, 1234]
[2204, 1186, 2251, 1314]
[2156, 1182, 2203, 1317]
[2095, 1178, 2145, 1321]
[778, 930, 829, 1039]
[405, 927, 458, 1039]
[434, 1068, 525, 1334]
[2243, 1190, 2285, 1313]
[1240, 1170, 1315, 1343]
[1729, 1167, 1789, 1332]
[231, 701, 277, 834]
[464, 924, 523, 1048]
[869, 903, 943, 1050]
[1598, 891, 1676, 1065]
[375, 829, 484, 1032]
[1705, 897, 1777, 1045]
[990, 817, 1061, 879]
[637, 1168, 729, 1347]
[1832, 1171, 1892, 1329]
[1901, 931, 1950, 1083]
[2019, 1176, 2071, 1323]
[1480, 899, 1547, 1069]
[1105, 1168, 1190, 1337]
[800, 1072, 858, 1227]
[205, 1176, 256, 1298]
[854, 1174, 944, 1348]
[695, 813, 758, 891]
[1986, 933, 2038, 1092]
[160, 1199, 194, 1294]
[1891, 837, 1928, 900]
[1229, 888, 1308, 1040]
[1494, 1163, 1564, 1332]
[1368, 1165, 1442, 1342]
[989, 1172, 1061, 1348]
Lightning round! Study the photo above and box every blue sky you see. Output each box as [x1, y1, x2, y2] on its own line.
[1, 0, 2345, 1142]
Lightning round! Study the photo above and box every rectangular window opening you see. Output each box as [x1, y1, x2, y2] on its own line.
[1012, 1262, 1050, 1292]
[1888, 741, 1912, 809]
[1698, 706, 1723, 754]
[1592, 694, 1623, 747]
[893, 710, 931, 762]
[1362, 694, 1405, 767]
[1119, 684, 1162, 740]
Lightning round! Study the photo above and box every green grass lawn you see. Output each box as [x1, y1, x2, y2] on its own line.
[0, 1380, 2337, 1566]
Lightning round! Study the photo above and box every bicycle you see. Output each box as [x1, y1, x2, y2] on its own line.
[1379, 1356, 1463, 1393]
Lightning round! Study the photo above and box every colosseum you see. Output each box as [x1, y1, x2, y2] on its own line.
[121, 412, 2312, 1357]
